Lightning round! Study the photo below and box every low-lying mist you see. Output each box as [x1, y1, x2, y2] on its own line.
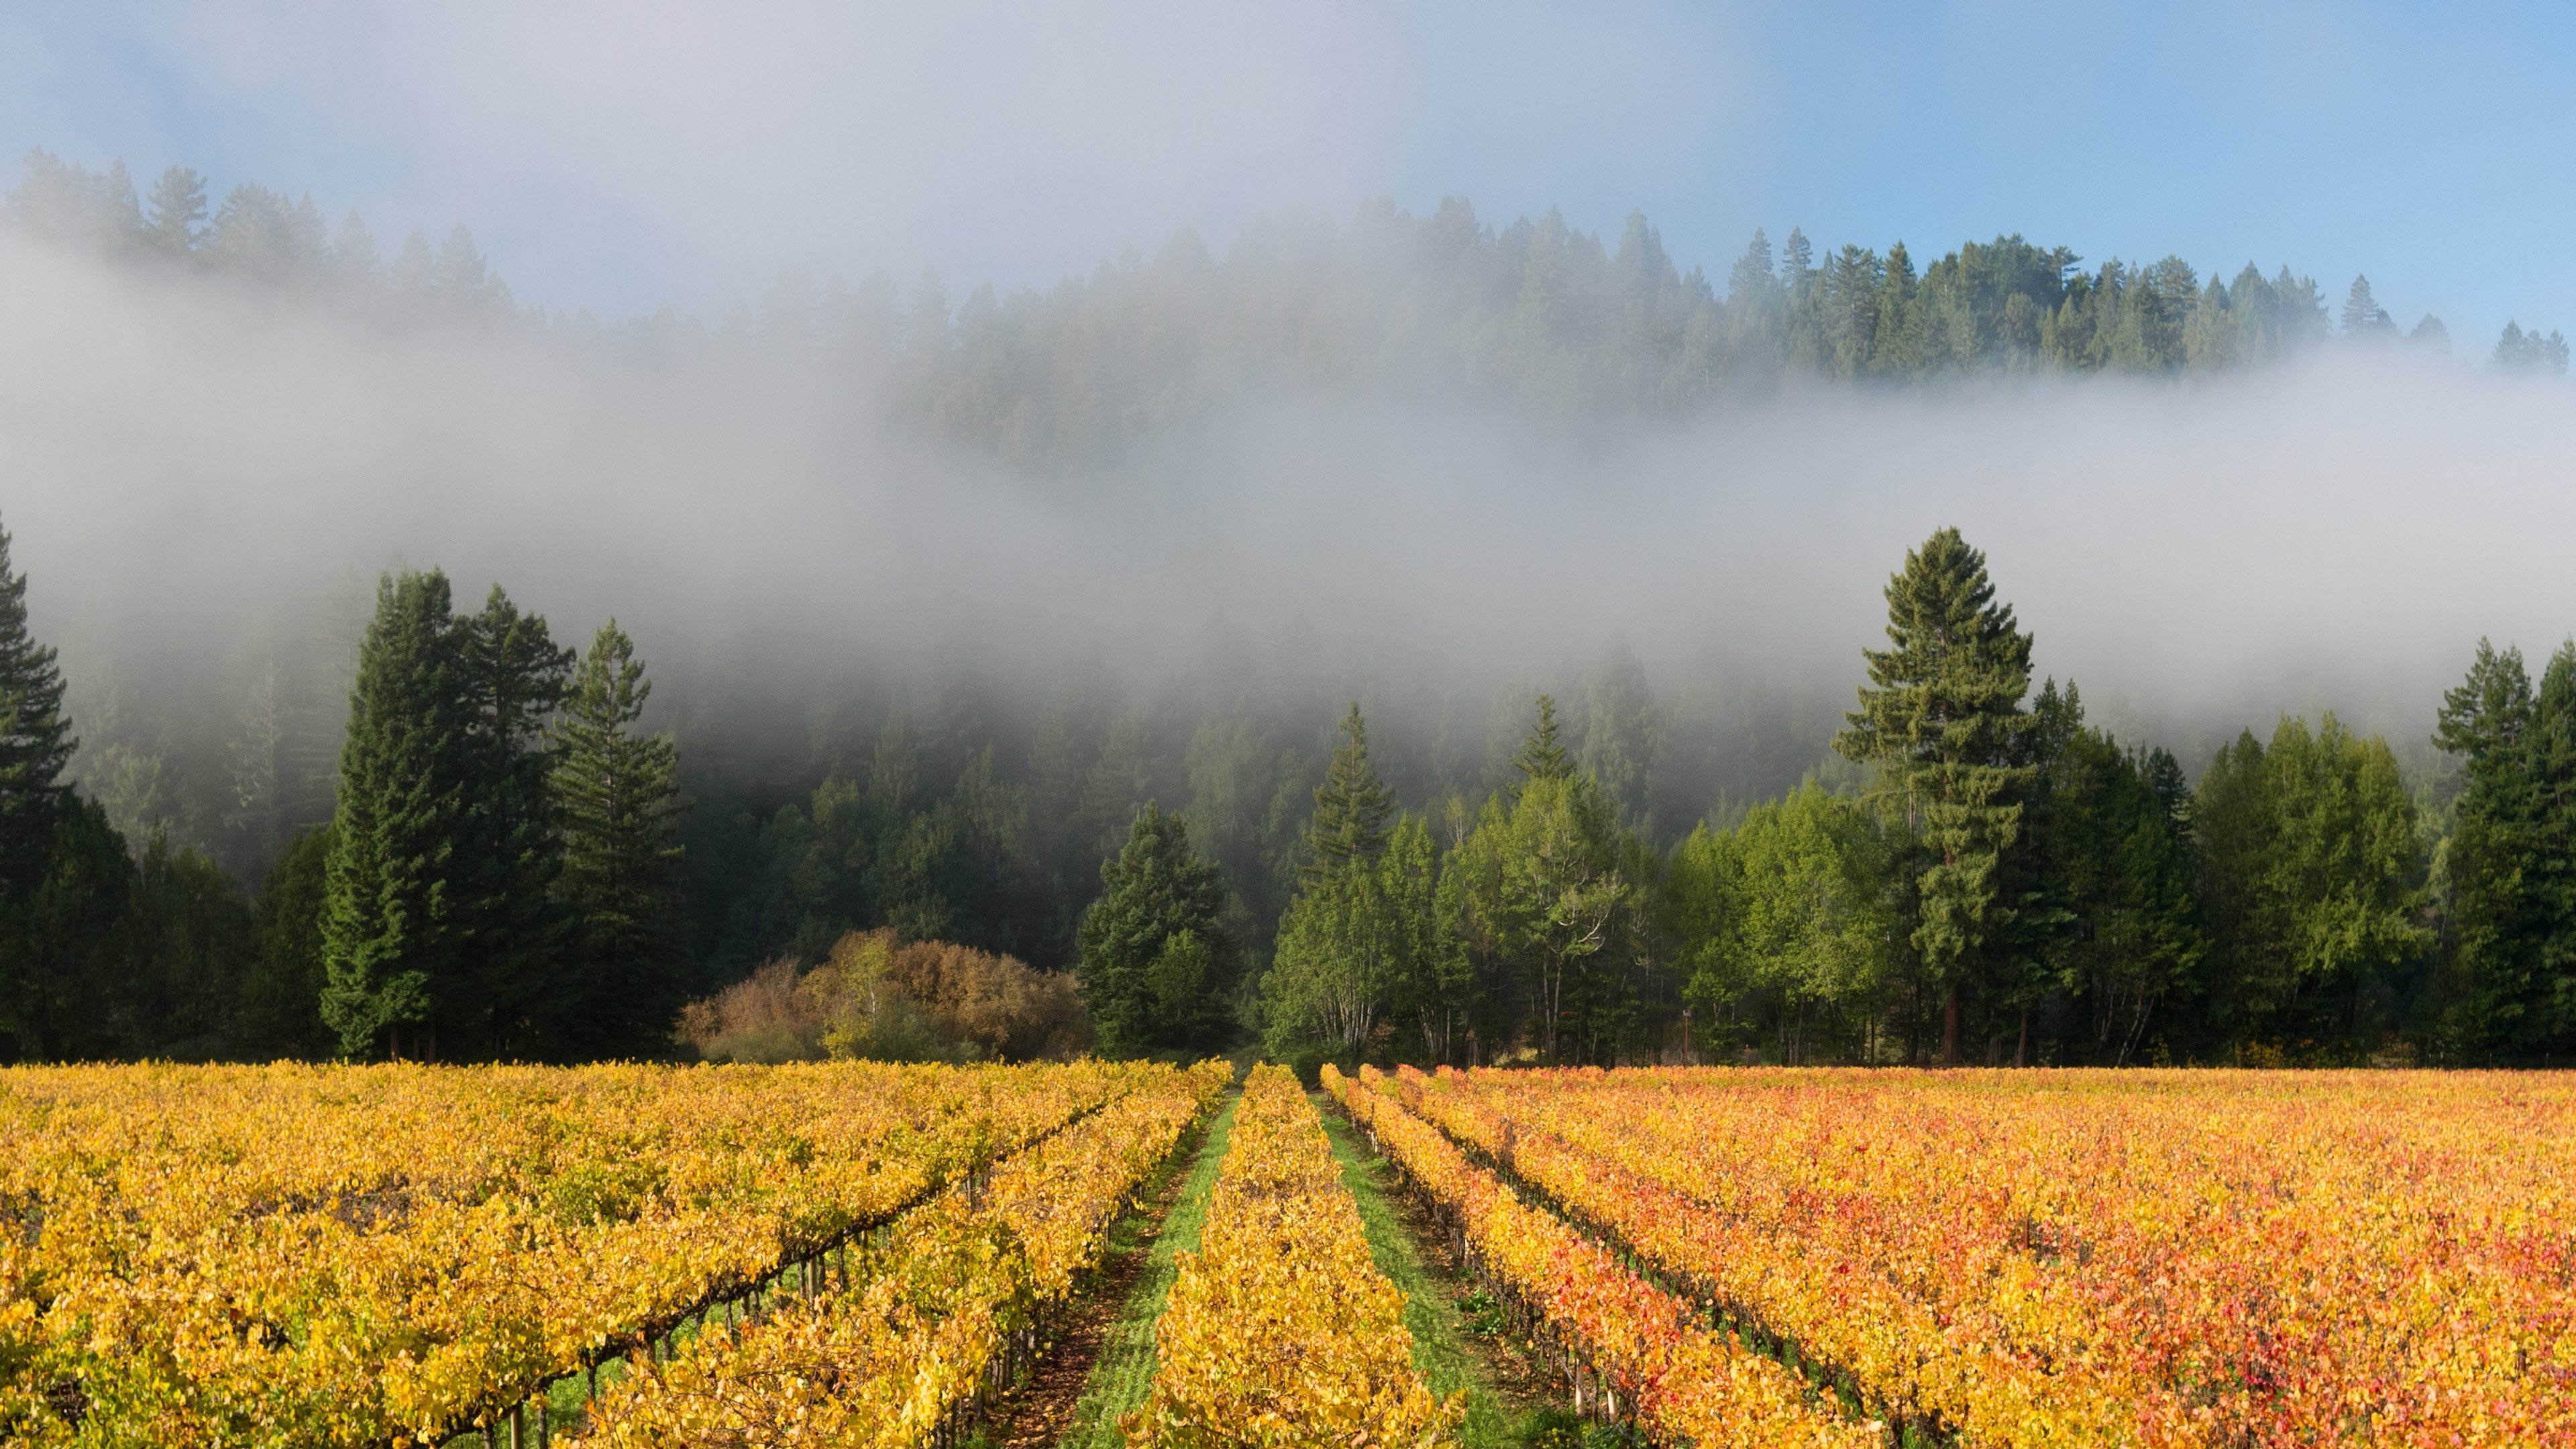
[6, 226, 2572, 867]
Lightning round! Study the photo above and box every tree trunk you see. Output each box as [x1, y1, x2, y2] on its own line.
[2015, 1008, 2029, 1068]
[1941, 981, 1962, 1067]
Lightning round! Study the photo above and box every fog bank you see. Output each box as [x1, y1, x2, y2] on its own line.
[4, 231, 2571, 820]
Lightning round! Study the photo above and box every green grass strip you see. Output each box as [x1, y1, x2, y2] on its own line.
[1316, 1093, 1525, 1449]
[1054, 1089, 1242, 1449]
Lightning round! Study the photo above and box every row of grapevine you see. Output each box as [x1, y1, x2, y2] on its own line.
[0, 1060, 1160, 1446]
[1426, 1067, 2576, 1448]
[568, 1059, 1232, 1447]
[1128, 1063, 1457, 1447]
[1326, 1065, 1879, 1449]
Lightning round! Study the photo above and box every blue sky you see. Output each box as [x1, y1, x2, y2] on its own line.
[5, 1, 2572, 347]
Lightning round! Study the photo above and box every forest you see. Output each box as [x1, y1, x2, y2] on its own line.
[4, 506, 2571, 1069]
[5, 150, 2575, 1069]
[6, 147, 2568, 476]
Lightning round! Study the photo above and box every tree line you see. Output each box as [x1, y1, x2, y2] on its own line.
[9, 150, 2569, 476]
[0, 522, 687, 1062]
[5, 507, 2573, 1066]
[1081, 529, 2574, 1070]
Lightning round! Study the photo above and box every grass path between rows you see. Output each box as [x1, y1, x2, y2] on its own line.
[1316, 1092, 1536, 1449]
[1051, 1089, 1243, 1449]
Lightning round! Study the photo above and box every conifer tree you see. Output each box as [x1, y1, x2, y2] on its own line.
[552, 621, 688, 1054]
[2340, 274, 2394, 336]
[1302, 702, 1393, 883]
[1510, 694, 1571, 785]
[0, 518, 123, 1061]
[1075, 806, 1237, 1055]
[1582, 646, 1659, 828]
[1835, 526, 2035, 1065]
[323, 574, 574, 1059]
[0, 518, 74, 888]
[2434, 638, 2576, 1058]
[321, 570, 462, 1059]
[452, 587, 574, 1055]
[143, 166, 207, 257]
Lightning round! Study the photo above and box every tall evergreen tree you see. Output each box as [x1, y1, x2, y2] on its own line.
[142, 166, 208, 257]
[322, 575, 574, 1059]
[1075, 806, 1238, 1055]
[321, 570, 462, 1059]
[2340, 274, 2394, 337]
[1303, 702, 1394, 883]
[552, 621, 687, 1057]
[2020, 682, 2203, 1064]
[1510, 694, 1572, 785]
[0, 518, 75, 885]
[2433, 639, 2576, 1059]
[451, 588, 575, 1056]
[0, 517, 102, 1061]
[1834, 526, 2035, 1065]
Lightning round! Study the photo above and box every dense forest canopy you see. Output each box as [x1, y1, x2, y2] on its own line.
[7, 148, 2567, 474]
[5, 149, 2576, 1069]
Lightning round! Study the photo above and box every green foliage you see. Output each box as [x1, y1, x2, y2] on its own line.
[1671, 782, 1900, 1063]
[1509, 695, 1571, 786]
[118, 833, 259, 1059]
[1303, 702, 1395, 884]
[321, 571, 575, 1060]
[1076, 806, 1240, 1055]
[452, 585, 577, 1053]
[242, 826, 335, 1059]
[2015, 682, 2203, 1064]
[2194, 714, 2428, 1055]
[551, 621, 688, 1057]
[0, 798, 136, 1060]
[1265, 812, 1446, 1060]
[1265, 704, 1438, 1061]
[2429, 639, 2576, 1059]
[0, 515, 75, 891]
[1441, 773, 1644, 1065]
[321, 570, 464, 1056]
[1834, 526, 2035, 1061]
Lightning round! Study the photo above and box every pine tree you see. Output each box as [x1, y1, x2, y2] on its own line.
[321, 571, 461, 1059]
[143, 166, 207, 257]
[1303, 702, 1394, 883]
[0, 517, 75, 890]
[2340, 274, 2394, 336]
[551, 621, 688, 1057]
[0, 519, 117, 1061]
[1510, 694, 1571, 785]
[1835, 526, 2035, 1065]
[1582, 647, 1658, 828]
[451, 587, 574, 1056]
[1075, 806, 1237, 1055]
[2434, 639, 2576, 1058]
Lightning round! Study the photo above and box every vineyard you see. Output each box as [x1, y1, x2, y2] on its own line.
[0, 1059, 1228, 1446]
[1330, 1065, 2576, 1448]
[4, 1061, 2572, 1447]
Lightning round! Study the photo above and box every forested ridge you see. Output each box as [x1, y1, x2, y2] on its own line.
[7, 148, 2569, 473]
[7, 150, 2576, 1070]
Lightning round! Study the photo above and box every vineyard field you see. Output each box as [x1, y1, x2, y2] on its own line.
[1335, 1065, 2576, 1448]
[7, 1061, 2571, 1448]
[0, 1059, 1226, 1447]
